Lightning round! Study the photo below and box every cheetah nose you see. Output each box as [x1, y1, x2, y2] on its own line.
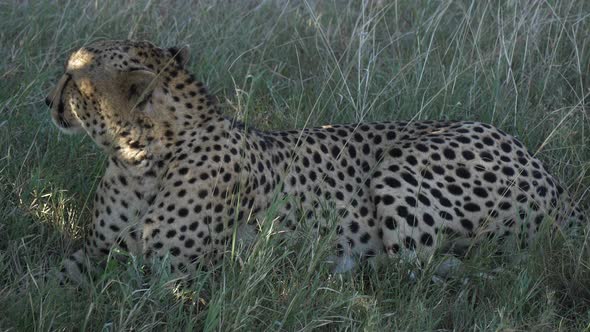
[45, 96, 53, 107]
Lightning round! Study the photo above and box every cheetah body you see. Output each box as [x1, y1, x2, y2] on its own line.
[46, 40, 583, 280]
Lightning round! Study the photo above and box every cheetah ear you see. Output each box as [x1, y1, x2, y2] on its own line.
[120, 69, 158, 110]
[168, 45, 190, 67]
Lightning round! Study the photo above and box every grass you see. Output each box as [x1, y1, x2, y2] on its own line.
[1, 0, 590, 330]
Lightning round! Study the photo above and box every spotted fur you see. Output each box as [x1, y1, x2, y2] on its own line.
[46, 40, 584, 282]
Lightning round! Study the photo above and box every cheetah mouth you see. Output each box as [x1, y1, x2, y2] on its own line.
[49, 109, 84, 134]
[48, 102, 84, 134]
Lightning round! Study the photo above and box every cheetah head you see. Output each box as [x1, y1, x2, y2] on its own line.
[46, 40, 189, 148]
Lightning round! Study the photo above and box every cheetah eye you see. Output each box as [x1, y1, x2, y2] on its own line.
[128, 84, 139, 98]
[129, 84, 151, 110]
[119, 69, 157, 110]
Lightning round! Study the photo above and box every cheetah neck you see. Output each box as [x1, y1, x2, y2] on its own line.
[158, 67, 221, 128]
[104, 128, 166, 181]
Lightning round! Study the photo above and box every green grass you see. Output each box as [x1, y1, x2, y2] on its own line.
[1, 0, 590, 330]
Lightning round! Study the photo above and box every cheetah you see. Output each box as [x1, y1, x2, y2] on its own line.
[46, 40, 584, 283]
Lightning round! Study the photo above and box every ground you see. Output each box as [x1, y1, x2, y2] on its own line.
[1, 1, 590, 330]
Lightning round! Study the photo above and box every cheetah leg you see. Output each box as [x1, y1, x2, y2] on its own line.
[329, 254, 356, 273]
[328, 236, 358, 273]
[56, 249, 97, 286]
[433, 256, 463, 279]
